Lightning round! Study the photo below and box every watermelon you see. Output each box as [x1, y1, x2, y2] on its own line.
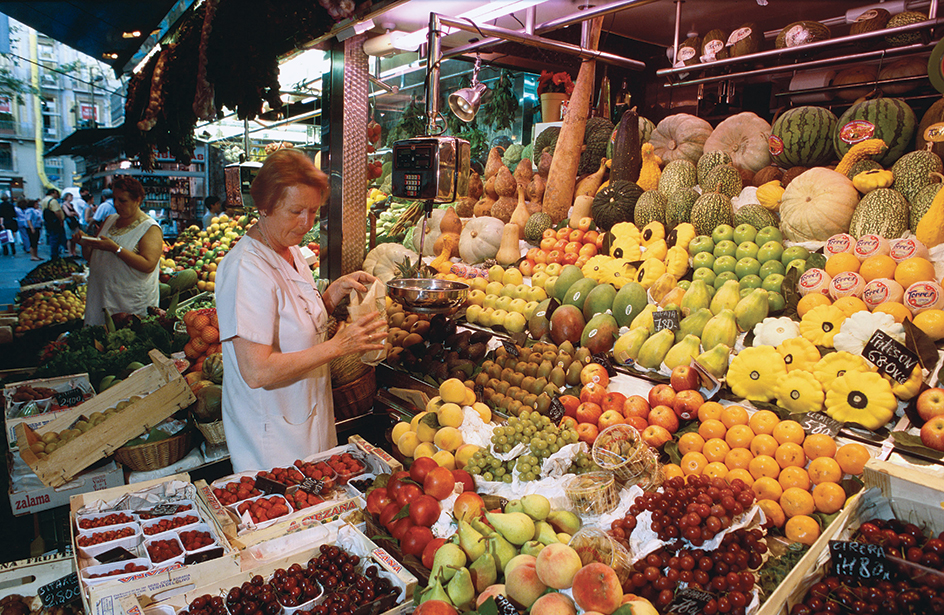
[690, 191, 735, 236]
[634, 190, 668, 228]
[848, 188, 909, 238]
[891, 150, 943, 205]
[833, 98, 917, 167]
[769, 106, 838, 168]
[734, 204, 779, 230]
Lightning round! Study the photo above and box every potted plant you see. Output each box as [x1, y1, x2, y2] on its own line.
[537, 70, 574, 122]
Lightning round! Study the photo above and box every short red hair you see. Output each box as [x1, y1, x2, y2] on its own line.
[250, 149, 329, 214]
[111, 176, 145, 203]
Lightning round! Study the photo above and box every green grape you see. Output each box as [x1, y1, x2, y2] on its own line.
[549, 443, 560, 454]
[497, 435, 507, 445]
[524, 471, 536, 481]
[473, 450, 483, 459]
[523, 426, 535, 437]
[503, 474, 513, 483]
[514, 423, 524, 433]
[502, 444, 512, 453]
[518, 463, 531, 474]
[508, 416, 518, 426]
[483, 471, 494, 481]
[520, 410, 531, 421]
[494, 467, 505, 477]
[490, 458, 501, 469]
[469, 465, 481, 475]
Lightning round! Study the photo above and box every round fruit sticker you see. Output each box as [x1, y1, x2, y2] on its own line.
[855, 9, 880, 22]
[824, 234, 855, 257]
[904, 281, 944, 313]
[768, 135, 785, 156]
[838, 120, 876, 145]
[727, 27, 753, 46]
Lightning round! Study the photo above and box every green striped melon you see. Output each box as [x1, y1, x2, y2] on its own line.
[634, 190, 668, 228]
[658, 159, 698, 194]
[844, 159, 883, 180]
[848, 188, 909, 238]
[769, 106, 838, 168]
[891, 150, 943, 205]
[697, 151, 733, 187]
[833, 98, 916, 167]
[703, 164, 743, 198]
[690, 191, 735, 236]
[734, 204, 778, 230]
[909, 181, 944, 230]
[665, 188, 699, 229]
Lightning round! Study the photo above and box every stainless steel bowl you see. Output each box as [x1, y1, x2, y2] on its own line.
[386, 278, 469, 313]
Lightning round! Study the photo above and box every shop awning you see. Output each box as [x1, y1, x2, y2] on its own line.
[45, 127, 124, 159]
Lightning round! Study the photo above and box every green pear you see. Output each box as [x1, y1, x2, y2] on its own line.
[504, 499, 525, 514]
[488, 533, 516, 573]
[458, 519, 487, 561]
[546, 510, 582, 535]
[557, 532, 572, 544]
[469, 551, 498, 592]
[420, 573, 453, 605]
[446, 566, 475, 611]
[485, 511, 535, 546]
[471, 517, 496, 537]
[521, 540, 545, 557]
[520, 494, 551, 521]
[533, 520, 560, 546]
[430, 542, 467, 583]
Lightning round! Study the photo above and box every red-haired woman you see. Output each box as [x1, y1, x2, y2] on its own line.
[216, 149, 385, 472]
[74, 176, 162, 326]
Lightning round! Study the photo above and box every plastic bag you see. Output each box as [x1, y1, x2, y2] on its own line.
[349, 278, 387, 365]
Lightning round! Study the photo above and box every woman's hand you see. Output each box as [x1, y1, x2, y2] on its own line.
[324, 271, 380, 313]
[331, 311, 386, 357]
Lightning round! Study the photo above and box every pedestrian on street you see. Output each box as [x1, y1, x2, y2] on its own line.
[26, 200, 43, 261]
[14, 198, 29, 252]
[0, 191, 17, 256]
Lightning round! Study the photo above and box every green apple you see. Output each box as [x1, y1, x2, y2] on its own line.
[735, 257, 761, 279]
[491, 309, 509, 328]
[488, 264, 505, 282]
[526, 285, 547, 302]
[483, 294, 498, 310]
[485, 281, 504, 297]
[781, 245, 810, 267]
[714, 271, 739, 289]
[502, 283, 517, 298]
[677, 280, 692, 290]
[504, 311, 527, 333]
[735, 241, 759, 261]
[713, 239, 738, 258]
[713, 255, 738, 275]
[502, 267, 523, 286]
[762, 273, 785, 293]
[712, 224, 735, 244]
[688, 235, 715, 255]
[545, 263, 563, 277]
[467, 289, 486, 306]
[739, 287, 755, 298]
[532, 271, 549, 289]
[784, 259, 807, 276]
[759, 259, 786, 279]
[755, 226, 784, 246]
[495, 296, 514, 312]
[733, 223, 757, 245]
[509, 298, 528, 314]
[523, 300, 540, 320]
[739, 274, 763, 290]
[757, 241, 784, 264]
[767, 291, 786, 312]
[692, 252, 716, 270]
[515, 283, 530, 299]
[693, 268, 718, 286]
[465, 304, 483, 324]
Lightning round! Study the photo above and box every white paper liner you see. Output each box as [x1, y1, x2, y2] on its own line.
[457, 406, 494, 449]
[75, 479, 195, 515]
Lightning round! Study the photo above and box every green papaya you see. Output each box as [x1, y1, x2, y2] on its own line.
[159, 283, 172, 299]
[630, 304, 658, 335]
[636, 328, 676, 369]
[680, 279, 711, 315]
[664, 334, 702, 370]
[735, 288, 769, 332]
[612, 327, 651, 364]
[710, 279, 741, 315]
[564, 278, 598, 313]
[583, 283, 618, 321]
[701, 309, 739, 350]
[676, 308, 713, 343]
[695, 343, 731, 379]
[612, 281, 648, 328]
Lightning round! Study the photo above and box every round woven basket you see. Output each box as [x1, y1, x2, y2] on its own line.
[195, 419, 226, 445]
[114, 429, 193, 472]
[333, 367, 376, 421]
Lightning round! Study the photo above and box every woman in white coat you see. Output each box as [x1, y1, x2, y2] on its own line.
[216, 149, 386, 472]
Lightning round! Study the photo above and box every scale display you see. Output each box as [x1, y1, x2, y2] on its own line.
[391, 136, 470, 203]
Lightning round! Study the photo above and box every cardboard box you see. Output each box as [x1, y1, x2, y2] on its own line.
[8, 456, 124, 516]
[4, 372, 95, 450]
[757, 458, 944, 615]
[70, 473, 242, 615]
[16, 350, 195, 487]
[0, 553, 76, 600]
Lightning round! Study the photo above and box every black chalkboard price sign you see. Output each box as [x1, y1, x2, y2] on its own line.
[795, 412, 842, 438]
[653, 309, 681, 333]
[493, 595, 518, 615]
[147, 503, 181, 517]
[55, 387, 85, 408]
[547, 395, 565, 424]
[591, 353, 617, 377]
[665, 587, 713, 615]
[298, 477, 324, 495]
[862, 329, 920, 384]
[830, 540, 891, 581]
[501, 341, 519, 357]
[254, 475, 287, 495]
[38, 573, 81, 607]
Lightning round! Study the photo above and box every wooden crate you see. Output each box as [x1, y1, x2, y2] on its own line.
[757, 458, 944, 615]
[16, 349, 195, 487]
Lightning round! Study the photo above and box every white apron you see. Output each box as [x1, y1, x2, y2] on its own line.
[84, 214, 160, 326]
[216, 235, 336, 472]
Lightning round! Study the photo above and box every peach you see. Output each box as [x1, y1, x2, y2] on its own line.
[617, 599, 659, 615]
[535, 543, 583, 589]
[531, 592, 578, 615]
[504, 554, 536, 579]
[572, 562, 623, 615]
[413, 601, 458, 615]
[475, 584, 507, 608]
[505, 560, 547, 609]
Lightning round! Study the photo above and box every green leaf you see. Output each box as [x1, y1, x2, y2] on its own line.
[392, 504, 411, 521]
[892, 430, 944, 460]
[780, 268, 800, 321]
[903, 318, 940, 372]
[664, 440, 681, 465]
[806, 252, 827, 271]
[477, 598, 499, 615]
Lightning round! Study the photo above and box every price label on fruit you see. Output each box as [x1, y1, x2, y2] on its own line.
[254, 475, 287, 495]
[38, 573, 80, 607]
[925, 122, 944, 143]
[298, 477, 325, 495]
[829, 540, 891, 580]
[862, 329, 920, 384]
[665, 587, 713, 615]
[493, 596, 518, 615]
[55, 387, 85, 407]
[796, 412, 842, 438]
[653, 309, 681, 333]
[548, 395, 566, 424]
[502, 341, 519, 357]
[592, 353, 617, 377]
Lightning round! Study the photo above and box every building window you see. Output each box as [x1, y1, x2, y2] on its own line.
[0, 143, 13, 171]
[42, 98, 57, 138]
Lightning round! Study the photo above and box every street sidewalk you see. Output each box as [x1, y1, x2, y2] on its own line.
[0, 233, 71, 306]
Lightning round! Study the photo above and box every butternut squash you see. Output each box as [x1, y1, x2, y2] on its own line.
[511, 186, 530, 238]
[496, 223, 521, 266]
[542, 16, 604, 223]
[570, 195, 595, 228]
[575, 158, 608, 198]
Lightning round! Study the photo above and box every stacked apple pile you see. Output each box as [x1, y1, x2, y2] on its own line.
[522, 218, 604, 274]
[464, 266, 548, 334]
[916, 387, 944, 452]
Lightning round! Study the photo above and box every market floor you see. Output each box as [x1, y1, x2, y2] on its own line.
[0, 235, 60, 306]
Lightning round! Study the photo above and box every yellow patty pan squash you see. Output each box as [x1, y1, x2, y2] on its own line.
[727, 346, 788, 402]
[776, 337, 821, 373]
[800, 305, 848, 348]
[775, 370, 825, 414]
[825, 371, 897, 430]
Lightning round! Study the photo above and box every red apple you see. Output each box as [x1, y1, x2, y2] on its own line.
[559, 416, 579, 430]
[453, 492, 485, 522]
[670, 365, 700, 392]
[921, 417, 944, 452]
[673, 389, 705, 421]
[576, 422, 599, 444]
[648, 384, 676, 410]
[580, 382, 606, 406]
[580, 364, 610, 387]
[601, 391, 627, 414]
[598, 410, 625, 431]
[622, 395, 651, 421]
[452, 469, 475, 492]
[422, 538, 448, 570]
[559, 395, 581, 418]
[917, 387, 944, 422]
[647, 404, 679, 434]
[576, 402, 603, 425]
[641, 425, 673, 449]
[625, 416, 649, 431]
[519, 259, 535, 277]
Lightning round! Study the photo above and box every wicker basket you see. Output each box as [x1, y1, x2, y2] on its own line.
[195, 419, 226, 445]
[114, 429, 193, 472]
[333, 367, 376, 421]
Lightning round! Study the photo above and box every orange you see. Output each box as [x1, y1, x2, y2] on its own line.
[778, 466, 811, 492]
[752, 476, 784, 501]
[772, 420, 805, 445]
[832, 296, 869, 317]
[802, 433, 838, 460]
[703, 438, 732, 463]
[678, 432, 706, 456]
[758, 499, 786, 528]
[913, 309, 944, 342]
[749, 410, 780, 436]
[698, 419, 727, 441]
[807, 457, 843, 486]
[726, 468, 755, 488]
[663, 463, 685, 480]
[825, 252, 860, 277]
[725, 424, 756, 449]
[858, 254, 897, 282]
[797, 293, 832, 319]
[775, 442, 807, 469]
[784, 515, 821, 546]
[748, 455, 780, 480]
[720, 405, 750, 429]
[681, 451, 709, 476]
[780, 487, 816, 518]
[812, 482, 846, 514]
[835, 443, 870, 475]
[703, 461, 729, 481]
[725, 448, 755, 471]
[697, 401, 725, 423]
[872, 301, 913, 323]
[894, 257, 937, 289]
[750, 434, 780, 458]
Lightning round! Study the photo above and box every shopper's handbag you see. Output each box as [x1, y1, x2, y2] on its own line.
[0, 229, 12, 244]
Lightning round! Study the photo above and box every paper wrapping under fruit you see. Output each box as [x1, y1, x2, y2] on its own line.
[349, 279, 388, 366]
[76, 479, 195, 515]
[457, 405, 494, 449]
